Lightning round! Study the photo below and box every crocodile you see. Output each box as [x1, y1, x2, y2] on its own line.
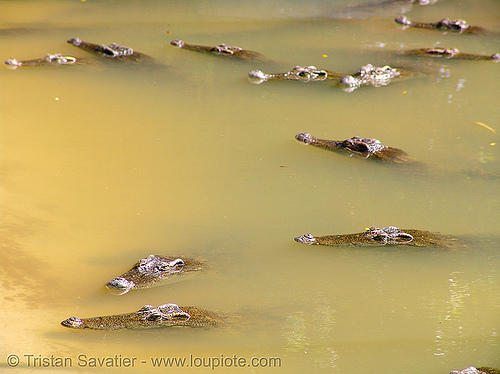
[61, 303, 228, 330]
[395, 16, 493, 34]
[106, 255, 205, 295]
[295, 133, 500, 180]
[295, 133, 415, 165]
[170, 39, 268, 61]
[67, 38, 156, 64]
[450, 367, 500, 374]
[248, 65, 344, 84]
[294, 226, 459, 248]
[400, 47, 500, 60]
[4, 54, 88, 69]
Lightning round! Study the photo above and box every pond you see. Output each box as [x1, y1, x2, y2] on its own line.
[0, 0, 499, 373]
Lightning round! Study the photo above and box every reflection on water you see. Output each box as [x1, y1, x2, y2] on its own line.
[1, 0, 499, 372]
[430, 270, 499, 360]
[284, 294, 338, 370]
[0, 197, 76, 359]
[433, 272, 471, 357]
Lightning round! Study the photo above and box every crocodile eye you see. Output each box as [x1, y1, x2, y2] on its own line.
[347, 140, 370, 153]
[391, 233, 414, 244]
[101, 45, 118, 57]
[157, 303, 191, 321]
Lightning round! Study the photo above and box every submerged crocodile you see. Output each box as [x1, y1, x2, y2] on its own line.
[249, 65, 344, 84]
[450, 367, 500, 374]
[67, 38, 155, 64]
[295, 133, 415, 165]
[61, 303, 228, 330]
[170, 40, 268, 61]
[400, 47, 500, 60]
[4, 54, 88, 69]
[295, 133, 500, 180]
[106, 255, 205, 295]
[395, 16, 493, 34]
[295, 226, 459, 248]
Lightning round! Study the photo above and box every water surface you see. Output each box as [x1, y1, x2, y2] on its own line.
[1, 0, 499, 373]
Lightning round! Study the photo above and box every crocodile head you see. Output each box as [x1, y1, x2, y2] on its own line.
[61, 316, 84, 329]
[295, 132, 316, 144]
[106, 256, 186, 294]
[395, 15, 412, 26]
[4, 58, 21, 69]
[248, 70, 268, 84]
[170, 39, 185, 48]
[106, 277, 136, 294]
[294, 234, 318, 245]
[67, 37, 82, 47]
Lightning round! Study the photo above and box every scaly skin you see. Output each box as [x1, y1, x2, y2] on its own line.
[4, 54, 87, 69]
[170, 40, 268, 61]
[106, 255, 206, 294]
[451, 367, 500, 374]
[295, 133, 415, 165]
[61, 304, 228, 330]
[67, 37, 155, 64]
[395, 16, 491, 34]
[476, 368, 500, 374]
[295, 227, 459, 248]
[401, 47, 500, 60]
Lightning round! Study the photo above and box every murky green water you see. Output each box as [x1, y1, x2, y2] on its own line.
[1, 0, 499, 373]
